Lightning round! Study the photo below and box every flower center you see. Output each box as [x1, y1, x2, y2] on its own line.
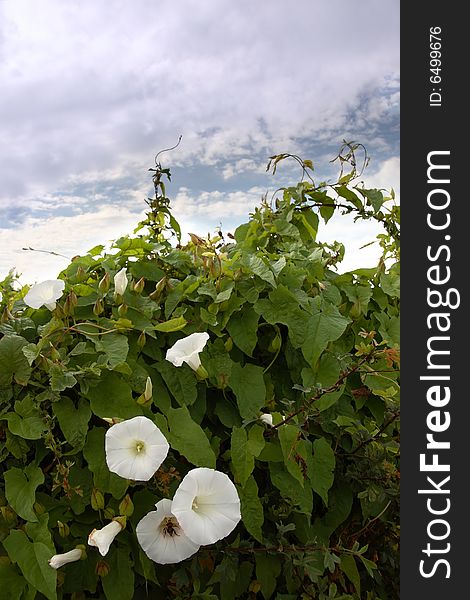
[160, 516, 180, 537]
[192, 497, 199, 511]
[135, 440, 145, 454]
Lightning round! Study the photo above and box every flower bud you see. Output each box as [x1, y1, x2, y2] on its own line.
[144, 376, 152, 402]
[103, 507, 115, 520]
[57, 520, 70, 537]
[76, 266, 87, 283]
[33, 501, 46, 515]
[149, 276, 167, 301]
[133, 277, 145, 294]
[137, 331, 146, 350]
[49, 344, 61, 362]
[95, 560, 110, 577]
[114, 267, 128, 297]
[117, 303, 128, 317]
[91, 488, 105, 511]
[119, 494, 134, 517]
[98, 272, 111, 294]
[93, 298, 104, 316]
[1, 306, 12, 323]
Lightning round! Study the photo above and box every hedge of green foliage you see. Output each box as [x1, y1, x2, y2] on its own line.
[0, 145, 400, 599]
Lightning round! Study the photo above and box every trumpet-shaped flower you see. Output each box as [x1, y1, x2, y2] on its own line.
[105, 416, 169, 481]
[165, 332, 209, 372]
[24, 279, 65, 310]
[136, 499, 200, 564]
[48, 548, 83, 569]
[114, 267, 128, 296]
[88, 520, 123, 556]
[171, 467, 241, 546]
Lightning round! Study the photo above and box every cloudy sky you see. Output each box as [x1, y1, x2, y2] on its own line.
[0, 0, 399, 283]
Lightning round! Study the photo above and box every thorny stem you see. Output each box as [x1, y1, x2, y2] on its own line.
[347, 411, 400, 456]
[266, 349, 378, 435]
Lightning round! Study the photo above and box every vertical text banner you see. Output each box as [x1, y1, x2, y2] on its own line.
[401, 4, 465, 597]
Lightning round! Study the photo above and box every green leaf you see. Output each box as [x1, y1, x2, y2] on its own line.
[247, 424, 265, 457]
[277, 424, 304, 486]
[311, 482, 353, 545]
[25, 514, 55, 554]
[255, 285, 306, 348]
[157, 360, 198, 406]
[343, 284, 373, 318]
[231, 427, 254, 486]
[152, 315, 188, 332]
[270, 463, 313, 515]
[86, 372, 142, 419]
[3, 529, 57, 600]
[4, 465, 44, 522]
[255, 553, 282, 600]
[243, 254, 276, 287]
[238, 476, 263, 542]
[311, 438, 335, 506]
[361, 188, 385, 213]
[380, 266, 400, 298]
[0, 335, 31, 386]
[3, 412, 47, 440]
[301, 299, 350, 366]
[226, 307, 259, 356]
[230, 363, 266, 420]
[102, 547, 135, 600]
[49, 364, 78, 392]
[167, 406, 216, 468]
[0, 562, 27, 600]
[52, 397, 91, 449]
[94, 333, 129, 368]
[83, 427, 128, 497]
[336, 185, 362, 208]
[340, 554, 361, 596]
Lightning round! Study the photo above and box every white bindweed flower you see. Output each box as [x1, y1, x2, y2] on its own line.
[0, 291, 2, 303]
[24, 279, 65, 310]
[165, 332, 209, 372]
[48, 548, 83, 569]
[105, 415, 169, 481]
[136, 498, 200, 564]
[171, 467, 241, 546]
[259, 413, 273, 426]
[114, 267, 128, 296]
[88, 520, 123, 556]
[144, 376, 153, 402]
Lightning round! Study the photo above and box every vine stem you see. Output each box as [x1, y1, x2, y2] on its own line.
[266, 349, 377, 435]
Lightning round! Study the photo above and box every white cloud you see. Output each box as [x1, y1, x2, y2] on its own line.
[0, 205, 146, 283]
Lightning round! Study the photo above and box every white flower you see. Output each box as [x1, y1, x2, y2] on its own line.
[24, 279, 65, 310]
[48, 548, 82, 569]
[114, 267, 128, 296]
[105, 415, 169, 481]
[88, 520, 123, 556]
[144, 376, 152, 402]
[0, 291, 2, 303]
[136, 498, 200, 564]
[171, 467, 241, 546]
[165, 332, 210, 372]
[259, 413, 273, 426]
